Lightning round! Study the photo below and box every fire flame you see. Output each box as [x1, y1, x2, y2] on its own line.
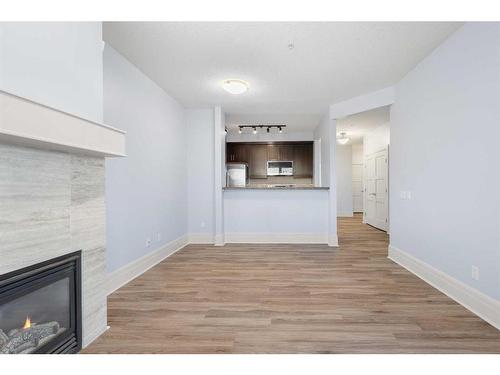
[23, 316, 31, 329]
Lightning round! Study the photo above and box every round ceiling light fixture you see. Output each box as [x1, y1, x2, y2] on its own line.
[337, 132, 350, 145]
[222, 79, 249, 95]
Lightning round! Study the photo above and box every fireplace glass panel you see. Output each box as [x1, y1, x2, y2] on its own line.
[0, 277, 70, 354]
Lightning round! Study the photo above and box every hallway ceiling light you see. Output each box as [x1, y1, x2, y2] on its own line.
[222, 79, 249, 95]
[337, 132, 350, 145]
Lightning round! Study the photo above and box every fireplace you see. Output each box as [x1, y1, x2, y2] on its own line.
[0, 251, 82, 354]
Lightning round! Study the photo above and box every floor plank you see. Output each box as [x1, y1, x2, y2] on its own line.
[83, 214, 500, 353]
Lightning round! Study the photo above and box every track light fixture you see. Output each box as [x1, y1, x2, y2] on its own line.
[237, 125, 286, 134]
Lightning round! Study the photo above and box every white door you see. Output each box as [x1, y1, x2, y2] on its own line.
[364, 148, 388, 231]
[352, 166, 364, 212]
[352, 144, 364, 212]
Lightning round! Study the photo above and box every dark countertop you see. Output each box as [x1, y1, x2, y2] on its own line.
[223, 185, 329, 190]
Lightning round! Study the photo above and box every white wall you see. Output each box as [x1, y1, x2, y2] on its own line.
[104, 45, 187, 273]
[186, 109, 215, 238]
[226, 130, 314, 143]
[313, 114, 331, 187]
[336, 144, 353, 216]
[224, 189, 329, 241]
[0, 22, 103, 123]
[363, 123, 390, 156]
[390, 23, 500, 300]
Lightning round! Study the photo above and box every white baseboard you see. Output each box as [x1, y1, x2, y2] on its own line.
[106, 234, 188, 295]
[225, 232, 328, 244]
[188, 233, 214, 244]
[388, 244, 500, 331]
[328, 234, 339, 247]
[214, 233, 225, 246]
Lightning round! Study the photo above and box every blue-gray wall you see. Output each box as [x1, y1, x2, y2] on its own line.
[0, 22, 103, 122]
[104, 45, 187, 273]
[390, 23, 500, 300]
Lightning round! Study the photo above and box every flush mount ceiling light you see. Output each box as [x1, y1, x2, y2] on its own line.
[337, 132, 350, 145]
[222, 79, 249, 95]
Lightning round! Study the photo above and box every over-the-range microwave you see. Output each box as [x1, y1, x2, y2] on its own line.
[267, 161, 293, 176]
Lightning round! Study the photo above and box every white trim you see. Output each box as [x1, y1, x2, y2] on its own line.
[328, 234, 339, 247]
[0, 89, 126, 134]
[225, 232, 328, 244]
[214, 234, 225, 246]
[188, 233, 215, 244]
[214, 106, 225, 246]
[328, 119, 338, 248]
[0, 90, 126, 157]
[106, 235, 189, 295]
[388, 244, 500, 331]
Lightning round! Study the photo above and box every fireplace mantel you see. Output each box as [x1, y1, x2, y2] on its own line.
[0, 90, 126, 157]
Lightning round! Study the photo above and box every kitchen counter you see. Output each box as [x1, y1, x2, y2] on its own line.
[223, 185, 329, 190]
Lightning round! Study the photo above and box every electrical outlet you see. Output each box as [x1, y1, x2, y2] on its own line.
[146, 237, 152, 248]
[471, 265, 480, 281]
[400, 191, 413, 200]
[200, 221, 206, 228]
[157, 232, 161, 241]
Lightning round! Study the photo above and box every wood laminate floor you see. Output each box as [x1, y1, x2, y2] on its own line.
[84, 214, 500, 353]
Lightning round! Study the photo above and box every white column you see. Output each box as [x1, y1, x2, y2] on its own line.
[328, 118, 339, 246]
[213, 106, 225, 246]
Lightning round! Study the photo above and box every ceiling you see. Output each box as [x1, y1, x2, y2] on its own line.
[337, 105, 390, 144]
[103, 22, 462, 130]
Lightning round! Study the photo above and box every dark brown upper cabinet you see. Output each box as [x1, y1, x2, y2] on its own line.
[248, 144, 268, 178]
[268, 144, 293, 161]
[293, 143, 313, 177]
[226, 141, 313, 179]
[226, 143, 248, 163]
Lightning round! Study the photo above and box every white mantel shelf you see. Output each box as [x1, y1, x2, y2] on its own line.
[0, 90, 126, 157]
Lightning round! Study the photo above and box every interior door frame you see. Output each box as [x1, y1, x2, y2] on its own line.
[363, 145, 389, 232]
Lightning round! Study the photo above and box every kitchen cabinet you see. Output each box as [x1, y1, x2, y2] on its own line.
[227, 143, 248, 162]
[248, 144, 268, 178]
[226, 141, 313, 179]
[293, 143, 313, 177]
[268, 144, 293, 161]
